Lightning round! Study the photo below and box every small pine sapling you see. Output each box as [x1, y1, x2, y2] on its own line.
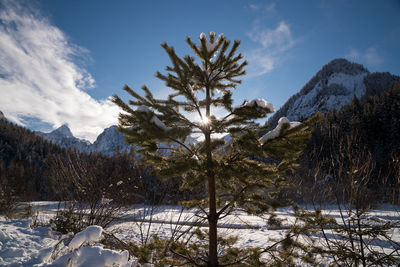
[113, 32, 319, 266]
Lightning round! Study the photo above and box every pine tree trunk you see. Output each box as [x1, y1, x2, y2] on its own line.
[207, 168, 218, 266]
[205, 84, 218, 266]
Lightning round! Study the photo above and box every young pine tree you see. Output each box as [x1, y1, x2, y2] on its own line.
[113, 32, 318, 266]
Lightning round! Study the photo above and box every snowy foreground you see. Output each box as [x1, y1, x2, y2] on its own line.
[1, 202, 399, 266]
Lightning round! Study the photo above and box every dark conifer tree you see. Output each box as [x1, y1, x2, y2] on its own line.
[113, 32, 318, 266]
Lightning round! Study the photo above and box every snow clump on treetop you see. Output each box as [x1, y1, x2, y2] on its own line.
[199, 32, 223, 54]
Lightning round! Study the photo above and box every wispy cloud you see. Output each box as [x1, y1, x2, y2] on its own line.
[249, 2, 277, 14]
[0, 1, 119, 142]
[345, 47, 383, 67]
[245, 21, 294, 77]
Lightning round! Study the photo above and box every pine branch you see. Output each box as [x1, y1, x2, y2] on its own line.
[217, 185, 248, 219]
[169, 249, 204, 267]
[166, 137, 194, 155]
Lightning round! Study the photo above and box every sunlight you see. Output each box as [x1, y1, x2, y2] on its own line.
[201, 116, 209, 125]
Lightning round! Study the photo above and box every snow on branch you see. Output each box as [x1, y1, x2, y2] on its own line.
[243, 99, 275, 112]
[259, 117, 301, 145]
[150, 115, 170, 131]
[191, 154, 200, 165]
[136, 105, 152, 113]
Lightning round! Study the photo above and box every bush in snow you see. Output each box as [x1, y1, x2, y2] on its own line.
[292, 131, 400, 266]
[47, 151, 142, 233]
[296, 83, 400, 204]
[50, 203, 84, 234]
[0, 177, 20, 219]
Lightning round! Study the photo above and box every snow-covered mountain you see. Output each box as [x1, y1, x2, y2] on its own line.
[268, 58, 400, 127]
[36, 124, 92, 152]
[37, 124, 199, 155]
[36, 124, 129, 155]
[90, 125, 129, 155]
[35, 59, 399, 153]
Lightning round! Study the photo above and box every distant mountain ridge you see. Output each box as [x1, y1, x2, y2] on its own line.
[268, 58, 400, 127]
[36, 124, 92, 153]
[36, 124, 197, 155]
[36, 125, 129, 155]
[90, 125, 129, 155]
[23, 58, 400, 154]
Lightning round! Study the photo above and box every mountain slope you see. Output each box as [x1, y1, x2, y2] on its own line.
[36, 124, 91, 152]
[38, 125, 197, 155]
[37, 124, 128, 155]
[37, 59, 399, 153]
[0, 117, 66, 200]
[0, 115, 150, 202]
[268, 58, 400, 127]
[90, 125, 128, 154]
[295, 82, 400, 203]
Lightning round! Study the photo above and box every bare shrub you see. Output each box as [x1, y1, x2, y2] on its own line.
[298, 131, 400, 266]
[47, 151, 139, 233]
[0, 181, 19, 218]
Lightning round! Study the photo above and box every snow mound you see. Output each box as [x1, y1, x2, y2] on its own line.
[68, 225, 103, 250]
[259, 117, 301, 145]
[48, 246, 131, 267]
[0, 219, 56, 266]
[46, 225, 133, 266]
[278, 117, 289, 124]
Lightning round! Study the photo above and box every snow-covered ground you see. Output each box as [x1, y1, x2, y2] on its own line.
[0, 215, 134, 266]
[1, 202, 399, 266]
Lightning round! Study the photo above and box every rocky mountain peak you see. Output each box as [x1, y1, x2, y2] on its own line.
[37, 124, 130, 155]
[52, 124, 74, 138]
[90, 125, 127, 155]
[0, 110, 5, 120]
[319, 58, 368, 76]
[35, 59, 399, 154]
[296, 58, 369, 97]
[267, 58, 399, 127]
[36, 124, 91, 151]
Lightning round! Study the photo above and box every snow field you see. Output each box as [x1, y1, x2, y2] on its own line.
[0, 218, 57, 266]
[1, 202, 399, 266]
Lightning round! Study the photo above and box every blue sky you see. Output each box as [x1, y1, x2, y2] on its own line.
[1, 0, 399, 141]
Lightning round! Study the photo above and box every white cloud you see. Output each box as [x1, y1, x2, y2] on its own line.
[346, 48, 360, 60]
[249, 2, 277, 14]
[0, 1, 120, 142]
[345, 47, 383, 67]
[248, 21, 293, 51]
[245, 21, 294, 77]
[364, 47, 383, 66]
